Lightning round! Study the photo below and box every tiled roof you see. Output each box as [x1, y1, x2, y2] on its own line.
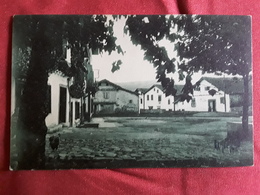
[145, 84, 164, 94]
[136, 84, 184, 95]
[132, 76, 250, 96]
[153, 84, 164, 91]
[98, 79, 138, 95]
[200, 77, 246, 94]
[135, 88, 149, 94]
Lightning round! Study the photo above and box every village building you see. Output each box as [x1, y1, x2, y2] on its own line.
[134, 76, 248, 113]
[136, 85, 174, 112]
[175, 79, 231, 112]
[45, 72, 83, 128]
[174, 76, 251, 113]
[45, 40, 95, 128]
[11, 39, 96, 130]
[199, 77, 249, 112]
[93, 79, 139, 115]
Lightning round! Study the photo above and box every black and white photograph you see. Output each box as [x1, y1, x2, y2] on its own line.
[10, 15, 253, 170]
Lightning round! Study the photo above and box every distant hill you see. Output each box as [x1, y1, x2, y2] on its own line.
[115, 76, 248, 95]
[116, 80, 159, 91]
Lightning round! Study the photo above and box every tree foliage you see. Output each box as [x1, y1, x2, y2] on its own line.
[125, 15, 178, 97]
[177, 15, 251, 76]
[125, 15, 251, 100]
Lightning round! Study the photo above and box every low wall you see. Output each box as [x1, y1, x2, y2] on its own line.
[140, 109, 166, 114]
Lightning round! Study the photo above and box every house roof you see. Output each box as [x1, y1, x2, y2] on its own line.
[200, 77, 247, 94]
[133, 76, 249, 96]
[135, 88, 149, 94]
[151, 84, 185, 94]
[98, 79, 138, 95]
[145, 84, 164, 94]
[153, 84, 164, 91]
[135, 84, 184, 95]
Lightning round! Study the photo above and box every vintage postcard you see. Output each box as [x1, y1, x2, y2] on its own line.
[10, 15, 253, 170]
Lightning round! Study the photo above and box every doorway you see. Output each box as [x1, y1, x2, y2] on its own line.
[59, 86, 67, 123]
[208, 99, 216, 112]
[69, 102, 73, 126]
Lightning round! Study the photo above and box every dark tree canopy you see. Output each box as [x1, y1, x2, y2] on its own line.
[177, 15, 251, 76]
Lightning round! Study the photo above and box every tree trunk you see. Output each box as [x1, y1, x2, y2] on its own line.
[15, 32, 50, 170]
[242, 73, 249, 139]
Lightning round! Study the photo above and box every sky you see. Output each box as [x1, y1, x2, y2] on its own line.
[90, 17, 227, 85]
[91, 17, 158, 84]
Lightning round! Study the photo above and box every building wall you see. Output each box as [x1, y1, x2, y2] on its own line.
[175, 80, 231, 112]
[94, 84, 117, 104]
[45, 73, 68, 127]
[70, 98, 82, 126]
[93, 82, 138, 114]
[138, 93, 146, 111]
[45, 73, 83, 128]
[175, 93, 230, 112]
[115, 90, 138, 112]
[143, 86, 174, 111]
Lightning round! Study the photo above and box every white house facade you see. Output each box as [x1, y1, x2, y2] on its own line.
[45, 73, 87, 128]
[134, 77, 235, 113]
[136, 85, 174, 112]
[175, 79, 231, 112]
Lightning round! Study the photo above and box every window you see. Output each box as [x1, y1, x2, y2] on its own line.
[191, 98, 196, 107]
[147, 95, 149, 101]
[129, 100, 133, 103]
[151, 95, 153, 101]
[168, 99, 171, 105]
[75, 102, 80, 119]
[220, 97, 225, 104]
[158, 95, 162, 102]
[140, 98, 142, 104]
[103, 91, 109, 99]
[148, 106, 153, 110]
[157, 90, 159, 93]
[157, 106, 161, 109]
[205, 86, 210, 91]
